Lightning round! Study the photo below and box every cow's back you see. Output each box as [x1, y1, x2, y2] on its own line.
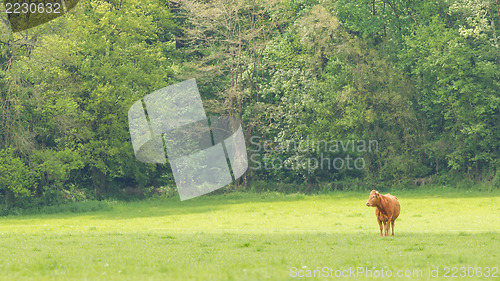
[385, 194, 400, 220]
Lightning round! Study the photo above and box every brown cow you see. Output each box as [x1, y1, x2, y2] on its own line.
[365, 190, 400, 236]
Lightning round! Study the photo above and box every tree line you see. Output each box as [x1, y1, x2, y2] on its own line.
[0, 0, 498, 208]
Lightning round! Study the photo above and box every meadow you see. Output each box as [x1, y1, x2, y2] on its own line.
[0, 189, 498, 280]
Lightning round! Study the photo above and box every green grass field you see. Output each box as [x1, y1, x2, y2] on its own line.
[0, 189, 499, 280]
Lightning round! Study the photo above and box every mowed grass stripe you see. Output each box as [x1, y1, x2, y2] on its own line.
[1, 192, 498, 234]
[0, 232, 498, 280]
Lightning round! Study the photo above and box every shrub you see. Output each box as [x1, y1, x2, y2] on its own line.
[0, 148, 37, 208]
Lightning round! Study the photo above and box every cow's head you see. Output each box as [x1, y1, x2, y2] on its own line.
[366, 190, 380, 207]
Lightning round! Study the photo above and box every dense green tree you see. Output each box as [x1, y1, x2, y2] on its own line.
[0, 0, 179, 203]
[0, 148, 37, 207]
[402, 16, 499, 176]
[27, 0, 179, 197]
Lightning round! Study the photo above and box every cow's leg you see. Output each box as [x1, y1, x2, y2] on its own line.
[377, 218, 383, 236]
[386, 216, 392, 236]
[383, 221, 388, 236]
[391, 219, 396, 236]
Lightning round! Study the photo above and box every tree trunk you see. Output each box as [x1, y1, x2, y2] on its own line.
[91, 166, 106, 200]
[4, 189, 14, 209]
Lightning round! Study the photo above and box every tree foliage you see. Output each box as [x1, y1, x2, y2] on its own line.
[0, 0, 498, 208]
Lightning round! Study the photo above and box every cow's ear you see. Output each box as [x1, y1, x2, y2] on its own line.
[376, 192, 380, 198]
